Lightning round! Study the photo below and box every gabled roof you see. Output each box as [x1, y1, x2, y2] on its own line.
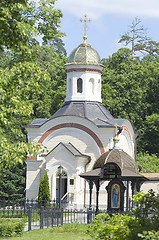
[41, 142, 90, 158]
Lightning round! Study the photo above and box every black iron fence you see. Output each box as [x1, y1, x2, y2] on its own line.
[0, 198, 66, 218]
[27, 207, 95, 231]
[0, 199, 96, 231]
[0, 198, 133, 231]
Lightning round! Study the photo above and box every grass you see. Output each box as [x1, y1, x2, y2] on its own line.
[1, 223, 91, 240]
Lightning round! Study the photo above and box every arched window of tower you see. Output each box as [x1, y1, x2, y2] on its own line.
[89, 78, 95, 94]
[69, 78, 72, 94]
[98, 79, 101, 94]
[77, 78, 83, 93]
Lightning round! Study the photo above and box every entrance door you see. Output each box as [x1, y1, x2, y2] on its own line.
[56, 170, 67, 202]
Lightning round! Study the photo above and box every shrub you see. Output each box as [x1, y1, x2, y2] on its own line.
[138, 230, 159, 240]
[132, 189, 159, 231]
[0, 218, 25, 237]
[87, 190, 159, 240]
[87, 213, 132, 240]
[38, 172, 50, 206]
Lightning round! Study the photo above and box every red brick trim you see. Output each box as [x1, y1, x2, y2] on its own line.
[122, 126, 133, 155]
[27, 156, 37, 160]
[67, 68, 102, 74]
[38, 123, 104, 154]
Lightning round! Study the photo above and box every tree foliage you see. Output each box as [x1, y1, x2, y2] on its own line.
[132, 190, 159, 231]
[0, 163, 25, 199]
[102, 49, 159, 159]
[31, 45, 66, 118]
[0, 0, 65, 53]
[0, 0, 65, 169]
[136, 152, 159, 173]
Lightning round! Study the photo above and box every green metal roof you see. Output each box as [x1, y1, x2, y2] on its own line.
[68, 42, 101, 65]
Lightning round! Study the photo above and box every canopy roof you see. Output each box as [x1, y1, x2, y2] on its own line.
[80, 149, 148, 182]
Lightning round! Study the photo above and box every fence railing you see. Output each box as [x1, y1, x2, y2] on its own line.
[0, 198, 133, 231]
[0, 198, 68, 218]
[27, 207, 95, 231]
[0, 199, 96, 230]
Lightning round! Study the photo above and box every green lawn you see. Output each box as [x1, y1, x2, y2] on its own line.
[1, 226, 91, 240]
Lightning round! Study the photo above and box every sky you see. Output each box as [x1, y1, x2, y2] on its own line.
[55, 0, 159, 59]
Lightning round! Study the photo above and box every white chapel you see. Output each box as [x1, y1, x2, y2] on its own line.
[25, 33, 139, 209]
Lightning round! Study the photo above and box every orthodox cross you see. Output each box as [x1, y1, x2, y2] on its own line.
[80, 14, 91, 41]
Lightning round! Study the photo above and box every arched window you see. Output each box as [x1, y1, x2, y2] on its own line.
[77, 78, 83, 93]
[69, 78, 72, 94]
[98, 79, 101, 94]
[89, 78, 95, 94]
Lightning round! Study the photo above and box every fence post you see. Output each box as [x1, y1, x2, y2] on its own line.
[87, 208, 92, 224]
[40, 206, 44, 229]
[28, 206, 32, 231]
[24, 199, 26, 217]
[61, 208, 63, 225]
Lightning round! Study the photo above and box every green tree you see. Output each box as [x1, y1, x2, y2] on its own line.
[38, 172, 50, 204]
[0, 163, 26, 199]
[0, 0, 65, 53]
[38, 177, 44, 202]
[102, 48, 148, 130]
[136, 152, 159, 173]
[43, 172, 50, 201]
[102, 49, 159, 162]
[139, 114, 159, 156]
[31, 45, 67, 118]
[0, 61, 49, 168]
[0, 0, 65, 168]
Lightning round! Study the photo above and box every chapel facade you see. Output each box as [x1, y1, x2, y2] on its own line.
[25, 34, 139, 209]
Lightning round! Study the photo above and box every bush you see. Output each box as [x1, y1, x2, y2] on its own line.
[138, 230, 159, 240]
[87, 213, 132, 240]
[87, 190, 159, 240]
[38, 172, 50, 206]
[0, 218, 25, 237]
[132, 190, 159, 231]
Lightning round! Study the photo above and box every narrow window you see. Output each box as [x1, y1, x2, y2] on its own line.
[77, 78, 83, 93]
[69, 78, 72, 93]
[89, 78, 94, 94]
[98, 79, 101, 94]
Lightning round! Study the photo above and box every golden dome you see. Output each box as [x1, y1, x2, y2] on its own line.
[67, 40, 101, 65]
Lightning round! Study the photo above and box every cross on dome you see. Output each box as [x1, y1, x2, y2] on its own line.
[80, 14, 92, 43]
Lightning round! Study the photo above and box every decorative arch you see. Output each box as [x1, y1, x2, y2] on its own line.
[38, 123, 104, 154]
